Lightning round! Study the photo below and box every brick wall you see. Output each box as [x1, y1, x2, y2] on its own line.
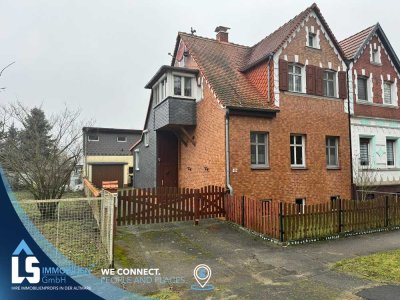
[178, 83, 226, 188]
[229, 95, 352, 203]
[352, 35, 400, 120]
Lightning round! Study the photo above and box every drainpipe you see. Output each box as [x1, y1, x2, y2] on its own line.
[346, 62, 355, 198]
[225, 109, 233, 195]
[267, 55, 272, 103]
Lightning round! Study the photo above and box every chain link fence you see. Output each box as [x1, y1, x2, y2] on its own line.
[17, 191, 115, 270]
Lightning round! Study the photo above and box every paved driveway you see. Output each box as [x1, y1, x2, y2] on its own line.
[114, 219, 400, 299]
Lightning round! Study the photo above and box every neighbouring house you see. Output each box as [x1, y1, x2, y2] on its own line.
[83, 127, 141, 188]
[340, 23, 400, 198]
[132, 3, 353, 204]
[69, 163, 83, 191]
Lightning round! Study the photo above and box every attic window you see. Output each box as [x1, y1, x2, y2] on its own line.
[308, 33, 316, 48]
[117, 136, 127, 142]
[173, 76, 192, 97]
[372, 49, 379, 63]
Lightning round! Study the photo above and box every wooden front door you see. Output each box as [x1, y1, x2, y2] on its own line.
[157, 131, 178, 187]
[92, 164, 124, 188]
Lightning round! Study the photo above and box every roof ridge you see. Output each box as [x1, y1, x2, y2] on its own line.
[249, 3, 314, 49]
[339, 24, 377, 44]
[178, 32, 250, 49]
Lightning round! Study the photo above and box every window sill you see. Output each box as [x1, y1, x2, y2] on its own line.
[356, 100, 399, 109]
[305, 46, 321, 51]
[327, 166, 341, 170]
[370, 62, 382, 66]
[251, 166, 270, 170]
[284, 91, 342, 101]
[291, 166, 308, 170]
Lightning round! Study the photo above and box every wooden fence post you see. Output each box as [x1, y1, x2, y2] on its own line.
[338, 197, 342, 234]
[279, 202, 284, 242]
[241, 196, 245, 227]
[385, 196, 389, 227]
[194, 189, 199, 225]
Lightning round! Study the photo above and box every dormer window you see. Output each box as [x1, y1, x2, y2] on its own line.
[173, 76, 192, 97]
[153, 77, 167, 105]
[308, 33, 316, 48]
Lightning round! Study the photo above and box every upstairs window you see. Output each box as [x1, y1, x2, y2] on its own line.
[384, 81, 393, 104]
[290, 134, 305, 167]
[117, 136, 127, 142]
[357, 77, 368, 101]
[387, 139, 395, 167]
[154, 77, 167, 104]
[134, 149, 140, 171]
[372, 49, 379, 64]
[250, 132, 268, 168]
[288, 64, 302, 92]
[326, 137, 339, 168]
[88, 135, 99, 142]
[323, 71, 336, 97]
[359, 138, 370, 166]
[144, 130, 149, 147]
[308, 33, 316, 48]
[174, 76, 192, 97]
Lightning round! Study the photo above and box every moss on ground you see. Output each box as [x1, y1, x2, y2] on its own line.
[146, 288, 182, 300]
[333, 249, 400, 284]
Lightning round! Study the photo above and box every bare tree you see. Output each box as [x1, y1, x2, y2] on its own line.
[353, 155, 379, 201]
[0, 102, 88, 218]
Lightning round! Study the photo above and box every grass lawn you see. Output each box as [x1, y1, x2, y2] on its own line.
[13, 189, 109, 270]
[333, 249, 400, 284]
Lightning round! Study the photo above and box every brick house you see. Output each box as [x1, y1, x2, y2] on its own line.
[340, 24, 400, 197]
[132, 3, 352, 204]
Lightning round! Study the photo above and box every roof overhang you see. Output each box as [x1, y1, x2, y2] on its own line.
[227, 106, 279, 118]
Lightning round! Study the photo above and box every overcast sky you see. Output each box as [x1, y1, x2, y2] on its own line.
[0, 0, 398, 130]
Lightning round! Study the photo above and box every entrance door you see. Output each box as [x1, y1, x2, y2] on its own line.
[157, 131, 178, 187]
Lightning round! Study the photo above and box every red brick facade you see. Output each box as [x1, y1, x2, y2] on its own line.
[176, 13, 352, 203]
[351, 35, 400, 120]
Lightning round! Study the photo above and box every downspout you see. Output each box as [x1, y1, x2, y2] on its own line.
[225, 109, 233, 195]
[346, 61, 355, 199]
[267, 55, 272, 103]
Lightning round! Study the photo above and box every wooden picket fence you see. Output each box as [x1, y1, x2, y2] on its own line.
[225, 194, 400, 243]
[117, 186, 225, 225]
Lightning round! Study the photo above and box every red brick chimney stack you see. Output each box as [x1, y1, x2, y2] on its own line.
[215, 26, 230, 43]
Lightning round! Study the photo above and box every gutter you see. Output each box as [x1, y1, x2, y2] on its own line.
[225, 109, 233, 195]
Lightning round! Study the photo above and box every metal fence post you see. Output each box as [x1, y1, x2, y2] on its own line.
[279, 202, 284, 242]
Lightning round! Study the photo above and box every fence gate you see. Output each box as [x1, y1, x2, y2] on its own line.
[117, 186, 225, 225]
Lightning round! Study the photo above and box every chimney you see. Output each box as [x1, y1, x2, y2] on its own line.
[215, 26, 230, 43]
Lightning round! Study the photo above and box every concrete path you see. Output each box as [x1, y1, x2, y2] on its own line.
[114, 219, 400, 299]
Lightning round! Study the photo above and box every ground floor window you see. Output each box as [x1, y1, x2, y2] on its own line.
[295, 198, 306, 213]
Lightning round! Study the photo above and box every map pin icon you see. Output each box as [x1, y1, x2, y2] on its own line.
[193, 264, 212, 288]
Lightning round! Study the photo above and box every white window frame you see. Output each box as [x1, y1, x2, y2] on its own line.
[323, 71, 336, 98]
[308, 32, 316, 48]
[134, 149, 140, 171]
[290, 134, 306, 168]
[288, 64, 302, 93]
[386, 139, 396, 167]
[250, 132, 269, 168]
[88, 135, 99, 142]
[383, 81, 393, 104]
[144, 130, 149, 147]
[326, 136, 339, 168]
[117, 136, 127, 142]
[357, 77, 368, 101]
[173, 75, 193, 98]
[359, 138, 371, 166]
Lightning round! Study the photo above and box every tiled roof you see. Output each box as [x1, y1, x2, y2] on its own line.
[179, 33, 277, 110]
[339, 25, 376, 59]
[173, 3, 344, 111]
